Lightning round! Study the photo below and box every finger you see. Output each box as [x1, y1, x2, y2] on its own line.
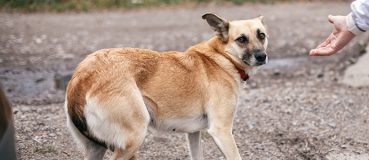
[309, 49, 318, 56]
[316, 37, 330, 48]
[317, 33, 334, 48]
[310, 45, 336, 56]
[328, 15, 334, 24]
[310, 36, 332, 55]
[309, 48, 322, 56]
[309, 47, 336, 56]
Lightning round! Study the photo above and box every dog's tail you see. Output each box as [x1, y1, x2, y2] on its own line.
[66, 98, 109, 145]
[65, 90, 114, 150]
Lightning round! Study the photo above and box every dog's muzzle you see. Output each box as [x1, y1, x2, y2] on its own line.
[254, 50, 267, 66]
[242, 50, 268, 66]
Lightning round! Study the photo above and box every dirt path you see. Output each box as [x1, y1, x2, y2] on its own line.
[1, 2, 369, 160]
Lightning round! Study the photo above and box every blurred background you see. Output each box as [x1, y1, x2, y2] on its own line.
[1, 0, 369, 159]
[0, 0, 346, 12]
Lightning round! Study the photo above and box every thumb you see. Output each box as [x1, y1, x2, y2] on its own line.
[328, 15, 335, 24]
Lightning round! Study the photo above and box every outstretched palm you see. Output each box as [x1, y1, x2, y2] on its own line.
[310, 15, 355, 56]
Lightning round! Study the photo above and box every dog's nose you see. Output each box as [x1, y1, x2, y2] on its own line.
[254, 51, 266, 62]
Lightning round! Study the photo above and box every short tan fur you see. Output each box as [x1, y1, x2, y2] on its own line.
[65, 13, 268, 160]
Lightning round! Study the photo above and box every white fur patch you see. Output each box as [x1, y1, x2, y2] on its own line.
[84, 96, 127, 149]
[83, 88, 150, 149]
[264, 38, 269, 50]
[225, 42, 244, 59]
[152, 115, 208, 133]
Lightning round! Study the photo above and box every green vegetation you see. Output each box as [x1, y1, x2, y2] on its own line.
[0, 0, 295, 12]
[358, 43, 367, 55]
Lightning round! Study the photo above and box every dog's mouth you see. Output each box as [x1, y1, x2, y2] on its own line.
[242, 59, 251, 66]
[255, 61, 267, 66]
[242, 59, 267, 66]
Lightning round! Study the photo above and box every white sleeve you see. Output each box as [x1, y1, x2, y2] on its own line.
[350, 0, 369, 32]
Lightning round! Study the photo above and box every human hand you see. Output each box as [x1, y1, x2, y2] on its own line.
[309, 15, 355, 56]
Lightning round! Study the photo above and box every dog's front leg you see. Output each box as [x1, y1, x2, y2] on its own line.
[207, 104, 241, 160]
[187, 131, 203, 160]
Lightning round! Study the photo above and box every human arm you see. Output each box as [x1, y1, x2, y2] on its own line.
[309, 0, 369, 56]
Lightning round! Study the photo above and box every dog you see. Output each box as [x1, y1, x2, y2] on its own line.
[0, 85, 16, 160]
[65, 13, 268, 160]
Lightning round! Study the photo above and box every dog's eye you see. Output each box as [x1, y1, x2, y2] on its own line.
[236, 35, 248, 44]
[258, 32, 266, 40]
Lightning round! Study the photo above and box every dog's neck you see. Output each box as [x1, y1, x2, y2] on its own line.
[187, 37, 250, 81]
[206, 37, 250, 81]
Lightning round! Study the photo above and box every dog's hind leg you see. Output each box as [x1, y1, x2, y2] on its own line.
[187, 131, 203, 160]
[108, 109, 148, 160]
[84, 141, 107, 160]
[92, 85, 149, 160]
[111, 147, 140, 160]
[86, 96, 148, 160]
[108, 111, 147, 160]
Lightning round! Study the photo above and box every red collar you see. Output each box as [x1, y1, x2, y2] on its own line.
[237, 68, 249, 81]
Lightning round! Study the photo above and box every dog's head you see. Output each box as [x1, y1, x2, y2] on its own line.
[202, 13, 268, 66]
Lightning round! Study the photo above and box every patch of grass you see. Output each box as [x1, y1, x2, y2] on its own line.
[348, 57, 356, 65]
[358, 43, 367, 55]
[0, 0, 317, 12]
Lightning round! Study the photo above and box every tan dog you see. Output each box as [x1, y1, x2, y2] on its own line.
[65, 13, 268, 160]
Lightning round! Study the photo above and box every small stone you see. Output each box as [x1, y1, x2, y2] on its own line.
[317, 73, 324, 78]
[328, 122, 336, 128]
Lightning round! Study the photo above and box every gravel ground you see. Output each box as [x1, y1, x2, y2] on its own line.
[1, 2, 369, 160]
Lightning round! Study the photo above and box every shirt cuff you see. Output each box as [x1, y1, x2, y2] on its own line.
[346, 12, 365, 35]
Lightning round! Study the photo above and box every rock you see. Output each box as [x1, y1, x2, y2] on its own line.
[342, 45, 369, 87]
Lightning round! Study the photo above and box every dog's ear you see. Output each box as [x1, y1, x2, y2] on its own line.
[202, 13, 229, 42]
[256, 15, 265, 24]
